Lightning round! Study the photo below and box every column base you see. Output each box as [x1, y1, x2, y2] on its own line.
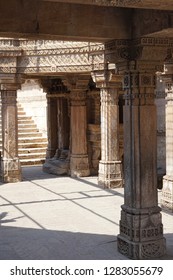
[0, 158, 22, 183]
[46, 148, 56, 159]
[70, 155, 90, 177]
[98, 160, 123, 188]
[162, 175, 173, 212]
[117, 235, 166, 259]
[117, 206, 166, 259]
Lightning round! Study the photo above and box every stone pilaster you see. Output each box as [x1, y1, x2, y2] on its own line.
[0, 82, 21, 183]
[161, 61, 173, 211]
[105, 38, 167, 259]
[65, 75, 90, 177]
[92, 70, 123, 188]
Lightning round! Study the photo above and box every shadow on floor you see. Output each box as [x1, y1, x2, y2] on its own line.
[0, 225, 121, 260]
[0, 224, 172, 260]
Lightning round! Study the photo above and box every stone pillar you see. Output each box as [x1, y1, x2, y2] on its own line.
[0, 82, 21, 183]
[105, 38, 167, 259]
[66, 75, 90, 177]
[46, 96, 58, 158]
[162, 61, 173, 211]
[118, 67, 166, 259]
[57, 97, 70, 150]
[92, 70, 122, 188]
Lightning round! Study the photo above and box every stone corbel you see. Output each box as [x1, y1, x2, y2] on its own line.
[91, 68, 122, 89]
[105, 37, 170, 73]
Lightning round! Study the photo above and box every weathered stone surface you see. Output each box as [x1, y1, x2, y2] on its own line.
[0, 82, 22, 182]
[87, 124, 101, 176]
[43, 149, 70, 175]
[65, 75, 90, 177]
[92, 70, 123, 188]
[107, 40, 167, 258]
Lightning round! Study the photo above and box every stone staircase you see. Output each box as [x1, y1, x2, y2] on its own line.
[0, 103, 48, 166]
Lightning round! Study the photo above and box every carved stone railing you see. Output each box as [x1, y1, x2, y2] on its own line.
[0, 39, 104, 75]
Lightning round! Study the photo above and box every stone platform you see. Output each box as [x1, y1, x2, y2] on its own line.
[0, 166, 172, 260]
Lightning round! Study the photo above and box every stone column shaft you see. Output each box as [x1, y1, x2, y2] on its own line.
[0, 85, 21, 182]
[116, 64, 166, 259]
[92, 70, 122, 188]
[70, 89, 90, 177]
[57, 97, 70, 150]
[104, 38, 168, 259]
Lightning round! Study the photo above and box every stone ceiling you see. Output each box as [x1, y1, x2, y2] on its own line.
[42, 0, 173, 10]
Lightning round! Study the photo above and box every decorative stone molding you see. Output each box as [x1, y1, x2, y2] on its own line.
[0, 39, 104, 75]
[92, 0, 142, 7]
[105, 38, 172, 74]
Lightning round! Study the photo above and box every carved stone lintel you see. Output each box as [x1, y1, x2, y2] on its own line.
[92, 0, 142, 7]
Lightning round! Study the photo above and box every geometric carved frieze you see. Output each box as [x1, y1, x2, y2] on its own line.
[0, 39, 104, 75]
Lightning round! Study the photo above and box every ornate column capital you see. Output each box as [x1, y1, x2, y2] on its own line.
[63, 74, 90, 106]
[0, 75, 21, 91]
[91, 69, 122, 88]
[63, 74, 90, 91]
[105, 37, 170, 66]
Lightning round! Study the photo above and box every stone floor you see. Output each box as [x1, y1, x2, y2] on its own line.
[0, 166, 173, 260]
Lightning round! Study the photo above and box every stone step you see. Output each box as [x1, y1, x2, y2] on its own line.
[18, 120, 35, 124]
[18, 142, 47, 149]
[18, 147, 47, 154]
[20, 158, 46, 166]
[19, 152, 46, 160]
[18, 111, 26, 116]
[18, 116, 33, 121]
[18, 128, 39, 133]
[18, 132, 43, 138]
[0, 102, 47, 166]
[18, 137, 47, 144]
[18, 123, 37, 128]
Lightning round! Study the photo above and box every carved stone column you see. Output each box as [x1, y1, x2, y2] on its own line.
[162, 61, 173, 211]
[92, 70, 122, 188]
[57, 97, 70, 151]
[65, 75, 90, 177]
[0, 82, 21, 183]
[105, 38, 167, 259]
